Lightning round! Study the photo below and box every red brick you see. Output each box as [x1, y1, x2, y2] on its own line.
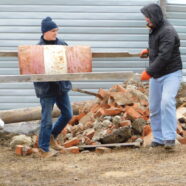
[142, 132, 153, 147]
[61, 127, 68, 136]
[84, 137, 92, 145]
[33, 135, 38, 148]
[177, 124, 183, 136]
[66, 147, 80, 154]
[95, 147, 112, 153]
[84, 121, 94, 130]
[125, 106, 142, 120]
[142, 125, 152, 137]
[15, 145, 32, 156]
[79, 111, 94, 125]
[15, 145, 23, 156]
[120, 120, 131, 127]
[98, 88, 109, 99]
[22, 146, 32, 156]
[68, 113, 86, 125]
[104, 107, 124, 116]
[90, 104, 100, 113]
[178, 138, 186, 144]
[95, 107, 105, 117]
[85, 128, 95, 139]
[64, 137, 80, 148]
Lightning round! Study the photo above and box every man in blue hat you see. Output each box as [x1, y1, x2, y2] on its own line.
[34, 17, 73, 157]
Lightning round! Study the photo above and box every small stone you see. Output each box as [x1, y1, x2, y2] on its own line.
[102, 120, 112, 127]
[112, 116, 121, 126]
[103, 116, 112, 120]
[10, 135, 32, 149]
[132, 118, 147, 135]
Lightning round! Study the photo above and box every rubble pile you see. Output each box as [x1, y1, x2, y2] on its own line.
[61, 81, 150, 149]
[1, 80, 186, 156]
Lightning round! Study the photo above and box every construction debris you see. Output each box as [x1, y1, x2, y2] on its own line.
[1, 80, 186, 156]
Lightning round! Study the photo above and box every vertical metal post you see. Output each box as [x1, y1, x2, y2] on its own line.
[159, 0, 167, 17]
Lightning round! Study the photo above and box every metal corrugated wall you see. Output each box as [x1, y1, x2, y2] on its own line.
[0, 0, 184, 110]
[166, 2, 186, 82]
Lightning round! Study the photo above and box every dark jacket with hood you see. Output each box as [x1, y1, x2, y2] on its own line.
[33, 36, 72, 98]
[141, 3, 182, 78]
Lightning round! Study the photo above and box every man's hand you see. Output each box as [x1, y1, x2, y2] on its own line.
[140, 49, 149, 58]
[141, 71, 151, 81]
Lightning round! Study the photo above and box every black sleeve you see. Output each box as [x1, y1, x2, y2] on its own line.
[146, 28, 175, 76]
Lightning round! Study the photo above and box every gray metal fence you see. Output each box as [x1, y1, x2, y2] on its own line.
[0, 0, 184, 110]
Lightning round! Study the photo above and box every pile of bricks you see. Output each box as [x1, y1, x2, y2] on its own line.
[15, 81, 186, 155]
[57, 81, 152, 153]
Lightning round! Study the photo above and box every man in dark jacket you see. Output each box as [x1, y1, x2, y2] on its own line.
[34, 17, 73, 157]
[140, 3, 182, 150]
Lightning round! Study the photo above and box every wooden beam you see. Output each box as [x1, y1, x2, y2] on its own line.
[0, 51, 18, 57]
[92, 52, 139, 58]
[0, 51, 140, 58]
[0, 71, 136, 83]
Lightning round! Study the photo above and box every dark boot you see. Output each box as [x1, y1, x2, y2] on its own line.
[150, 141, 164, 147]
[164, 140, 175, 151]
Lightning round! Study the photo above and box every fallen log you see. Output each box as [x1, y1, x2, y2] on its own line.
[0, 100, 96, 124]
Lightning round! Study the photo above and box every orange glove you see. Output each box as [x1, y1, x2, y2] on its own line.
[140, 49, 149, 58]
[141, 71, 151, 81]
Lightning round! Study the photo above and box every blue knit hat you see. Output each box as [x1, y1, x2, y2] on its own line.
[41, 17, 58, 33]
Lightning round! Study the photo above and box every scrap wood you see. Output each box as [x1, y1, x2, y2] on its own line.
[78, 142, 141, 150]
[72, 88, 103, 99]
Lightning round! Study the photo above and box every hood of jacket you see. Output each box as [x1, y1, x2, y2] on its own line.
[141, 3, 164, 28]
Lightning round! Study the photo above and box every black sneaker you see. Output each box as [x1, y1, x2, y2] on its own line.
[150, 141, 164, 147]
[164, 140, 175, 150]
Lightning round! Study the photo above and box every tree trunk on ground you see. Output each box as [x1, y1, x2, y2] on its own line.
[0, 100, 95, 124]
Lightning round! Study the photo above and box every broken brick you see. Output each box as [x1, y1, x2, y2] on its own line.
[84, 128, 95, 139]
[68, 113, 86, 125]
[125, 106, 142, 121]
[120, 120, 131, 127]
[64, 137, 80, 148]
[142, 132, 153, 147]
[95, 147, 112, 153]
[66, 147, 80, 154]
[142, 125, 152, 137]
[177, 123, 183, 136]
[178, 138, 186, 144]
[15, 145, 23, 156]
[79, 111, 95, 125]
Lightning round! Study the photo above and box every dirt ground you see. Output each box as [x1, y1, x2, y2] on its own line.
[1, 145, 186, 186]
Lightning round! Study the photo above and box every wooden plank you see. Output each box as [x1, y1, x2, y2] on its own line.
[0, 51, 140, 58]
[0, 50, 17, 57]
[0, 71, 136, 83]
[92, 52, 139, 58]
[78, 142, 141, 150]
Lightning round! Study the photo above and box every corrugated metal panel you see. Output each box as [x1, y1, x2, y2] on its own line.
[0, 0, 172, 110]
[167, 3, 186, 82]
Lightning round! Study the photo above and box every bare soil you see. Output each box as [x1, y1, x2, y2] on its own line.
[1, 145, 186, 186]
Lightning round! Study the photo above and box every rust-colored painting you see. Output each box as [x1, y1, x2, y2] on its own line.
[18, 45, 92, 75]
[18, 45, 44, 74]
[66, 46, 92, 73]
